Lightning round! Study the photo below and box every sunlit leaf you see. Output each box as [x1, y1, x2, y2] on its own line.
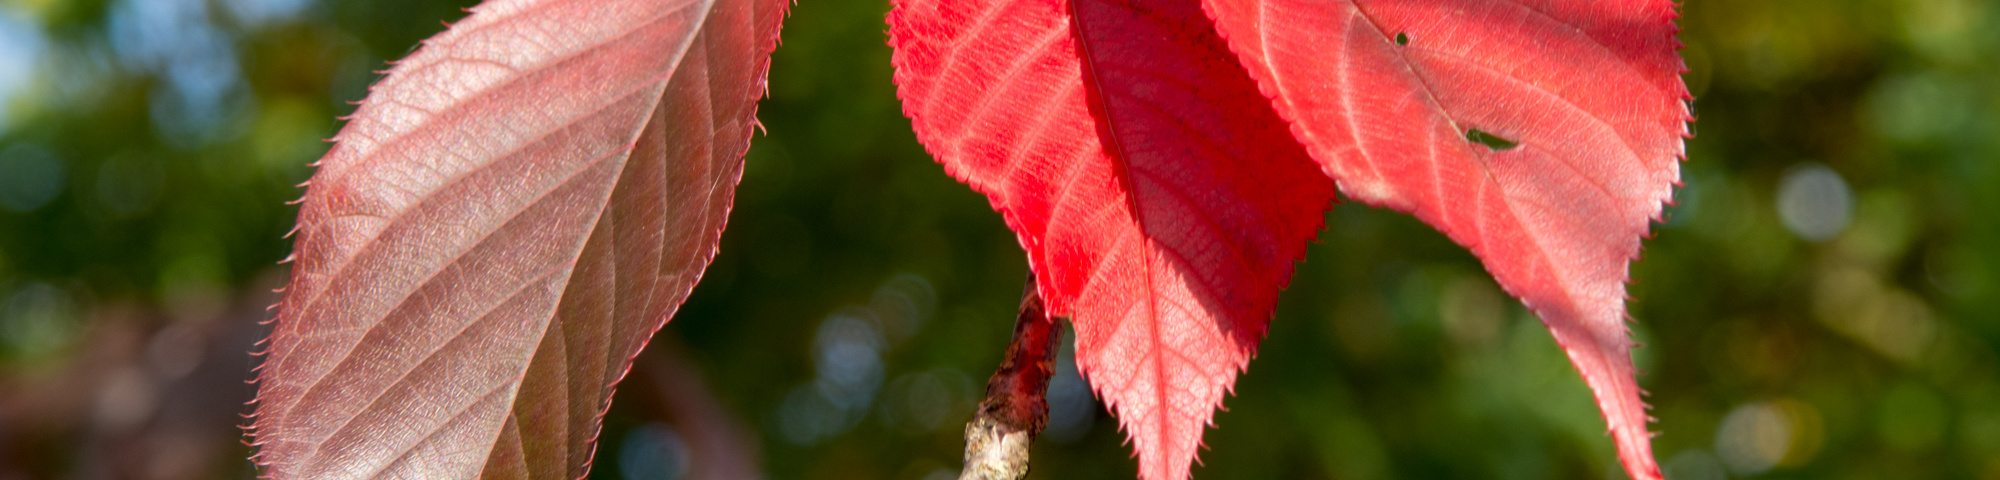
[889, 0, 1335, 477]
[248, 0, 786, 477]
[1202, 0, 1689, 478]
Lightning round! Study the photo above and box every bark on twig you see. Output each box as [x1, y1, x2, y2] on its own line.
[960, 275, 1061, 480]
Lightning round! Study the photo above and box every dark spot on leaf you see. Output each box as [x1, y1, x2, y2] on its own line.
[1466, 129, 1518, 150]
[1395, 33, 1409, 46]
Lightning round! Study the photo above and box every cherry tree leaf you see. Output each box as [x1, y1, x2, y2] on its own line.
[889, 0, 1335, 477]
[247, 0, 785, 477]
[1199, 0, 1689, 478]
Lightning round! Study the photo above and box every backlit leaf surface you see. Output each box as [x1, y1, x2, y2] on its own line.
[894, 0, 1685, 477]
[889, 0, 1336, 478]
[248, 0, 785, 477]
[1199, 0, 1689, 478]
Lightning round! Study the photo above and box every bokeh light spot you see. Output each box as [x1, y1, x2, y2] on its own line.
[107, 0, 250, 146]
[1713, 399, 1822, 475]
[1774, 163, 1852, 242]
[1662, 449, 1727, 480]
[1044, 333, 1097, 444]
[869, 273, 936, 342]
[0, 13, 45, 132]
[221, 0, 316, 28]
[618, 423, 691, 480]
[0, 282, 82, 360]
[1866, 73, 1973, 142]
[879, 369, 967, 435]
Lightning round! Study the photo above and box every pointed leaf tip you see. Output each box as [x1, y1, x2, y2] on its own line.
[1199, 0, 1686, 478]
[890, 0, 1333, 476]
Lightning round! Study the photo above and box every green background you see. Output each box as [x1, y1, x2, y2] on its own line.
[0, 0, 1995, 478]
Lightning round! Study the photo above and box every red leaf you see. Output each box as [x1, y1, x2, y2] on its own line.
[247, 0, 785, 477]
[889, 0, 1335, 477]
[1200, 0, 1689, 478]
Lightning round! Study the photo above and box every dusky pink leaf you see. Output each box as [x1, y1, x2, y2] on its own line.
[888, 0, 1336, 477]
[1198, 0, 1690, 478]
[247, 0, 786, 477]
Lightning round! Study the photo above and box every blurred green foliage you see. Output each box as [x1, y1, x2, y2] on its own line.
[0, 0, 1996, 478]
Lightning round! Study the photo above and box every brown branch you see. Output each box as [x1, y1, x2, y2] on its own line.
[960, 274, 1061, 480]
